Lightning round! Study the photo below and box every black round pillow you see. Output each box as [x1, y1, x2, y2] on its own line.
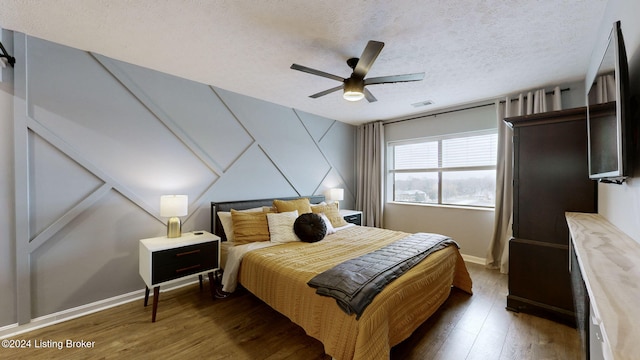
[294, 213, 327, 243]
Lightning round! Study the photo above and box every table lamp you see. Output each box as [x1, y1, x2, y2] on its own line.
[160, 195, 188, 238]
[327, 188, 344, 208]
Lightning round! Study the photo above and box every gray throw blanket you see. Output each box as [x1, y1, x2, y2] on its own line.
[307, 232, 458, 319]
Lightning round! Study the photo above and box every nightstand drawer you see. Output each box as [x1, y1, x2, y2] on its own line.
[343, 213, 361, 226]
[152, 242, 217, 264]
[151, 242, 218, 284]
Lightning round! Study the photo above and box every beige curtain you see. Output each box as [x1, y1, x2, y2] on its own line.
[591, 74, 616, 103]
[356, 121, 384, 227]
[486, 87, 562, 273]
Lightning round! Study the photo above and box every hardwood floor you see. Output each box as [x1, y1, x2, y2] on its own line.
[1, 263, 580, 359]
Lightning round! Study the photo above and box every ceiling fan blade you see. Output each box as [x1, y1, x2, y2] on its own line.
[363, 88, 377, 103]
[364, 73, 425, 85]
[353, 40, 384, 78]
[290, 64, 345, 82]
[309, 84, 344, 98]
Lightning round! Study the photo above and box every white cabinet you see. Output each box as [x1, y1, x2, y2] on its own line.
[139, 231, 220, 322]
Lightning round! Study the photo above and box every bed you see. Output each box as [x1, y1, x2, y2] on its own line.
[210, 196, 473, 360]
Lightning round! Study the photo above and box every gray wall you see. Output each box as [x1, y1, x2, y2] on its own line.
[1, 33, 355, 326]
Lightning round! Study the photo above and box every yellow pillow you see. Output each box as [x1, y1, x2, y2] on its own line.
[273, 198, 311, 214]
[230, 209, 270, 244]
[311, 202, 348, 228]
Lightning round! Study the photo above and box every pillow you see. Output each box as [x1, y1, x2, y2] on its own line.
[217, 207, 264, 242]
[267, 210, 299, 243]
[319, 213, 336, 235]
[231, 209, 270, 245]
[311, 202, 348, 228]
[273, 198, 312, 214]
[294, 213, 327, 243]
[217, 211, 234, 240]
[310, 201, 327, 209]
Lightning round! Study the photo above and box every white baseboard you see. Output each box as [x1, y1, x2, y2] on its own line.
[461, 254, 486, 265]
[0, 289, 144, 339]
[0, 280, 199, 339]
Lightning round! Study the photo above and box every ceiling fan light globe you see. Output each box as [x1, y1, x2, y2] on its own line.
[343, 90, 365, 101]
[343, 77, 365, 101]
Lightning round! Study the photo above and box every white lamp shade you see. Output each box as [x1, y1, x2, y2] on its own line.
[160, 195, 188, 217]
[328, 188, 344, 201]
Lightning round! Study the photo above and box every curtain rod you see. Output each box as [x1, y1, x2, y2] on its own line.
[383, 87, 570, 126]
[383, 103, 493, 126]
[500, 87, 570, 104]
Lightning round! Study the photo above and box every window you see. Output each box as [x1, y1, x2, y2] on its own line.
[388, 130, 497, 208]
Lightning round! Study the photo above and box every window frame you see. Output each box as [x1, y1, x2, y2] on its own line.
[387, 129, 498, 208]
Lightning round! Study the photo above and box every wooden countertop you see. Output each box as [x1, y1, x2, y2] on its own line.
[565, 212, 640, 360]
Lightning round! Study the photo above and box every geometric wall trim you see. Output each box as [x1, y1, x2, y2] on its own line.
[215, 87, 333, 197]
[202, 143, 298, 202]
[94, 54, 255, 176]
[28, 130, 105, 240]
[296, 109, 335, 142]
[8, 32, 356, 325]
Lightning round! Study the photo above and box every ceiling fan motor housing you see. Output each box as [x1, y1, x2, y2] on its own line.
[346, 57, 359, 70]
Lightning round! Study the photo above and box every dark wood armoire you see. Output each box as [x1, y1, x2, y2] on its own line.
[504, 106, 597, 326]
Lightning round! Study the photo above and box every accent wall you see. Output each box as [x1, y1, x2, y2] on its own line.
[0, 33, 355, 327]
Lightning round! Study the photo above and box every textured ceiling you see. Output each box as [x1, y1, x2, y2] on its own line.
[0, 0, 607, 125]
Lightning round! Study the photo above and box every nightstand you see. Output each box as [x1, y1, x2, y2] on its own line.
[139, 231, 220, 322]
[340, 209, 363, 226]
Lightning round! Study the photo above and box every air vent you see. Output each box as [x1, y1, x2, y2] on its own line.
[411, 100, 434, 108]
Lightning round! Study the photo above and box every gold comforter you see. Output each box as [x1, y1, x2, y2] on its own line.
[238, 226, 473, 360]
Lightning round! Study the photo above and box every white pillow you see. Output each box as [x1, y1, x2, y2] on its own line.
[310, 201, 327, 209]
[218, 207, 264, 242]
[267, 210, 299, 243]
[319, 213, 336, 235]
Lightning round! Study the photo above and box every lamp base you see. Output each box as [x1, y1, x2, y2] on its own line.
[167, 217, 182, 238]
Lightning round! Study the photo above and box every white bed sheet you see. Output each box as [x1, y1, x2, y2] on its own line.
[221, 241, 277, 292]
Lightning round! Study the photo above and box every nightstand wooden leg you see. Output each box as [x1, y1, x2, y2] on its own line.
[144, 286, 150, 307]
[208, 272, 215, 300]
[199, 274, 203, 290]
[152, 286, 160, 322]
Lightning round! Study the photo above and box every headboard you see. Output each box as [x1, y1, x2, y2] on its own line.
[210, 195, 325, 241]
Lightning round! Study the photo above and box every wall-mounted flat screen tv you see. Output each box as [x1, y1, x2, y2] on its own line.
[586, 21, 632, 183]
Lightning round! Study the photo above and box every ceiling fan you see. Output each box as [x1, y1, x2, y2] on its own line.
[290, 40, 424, 102]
